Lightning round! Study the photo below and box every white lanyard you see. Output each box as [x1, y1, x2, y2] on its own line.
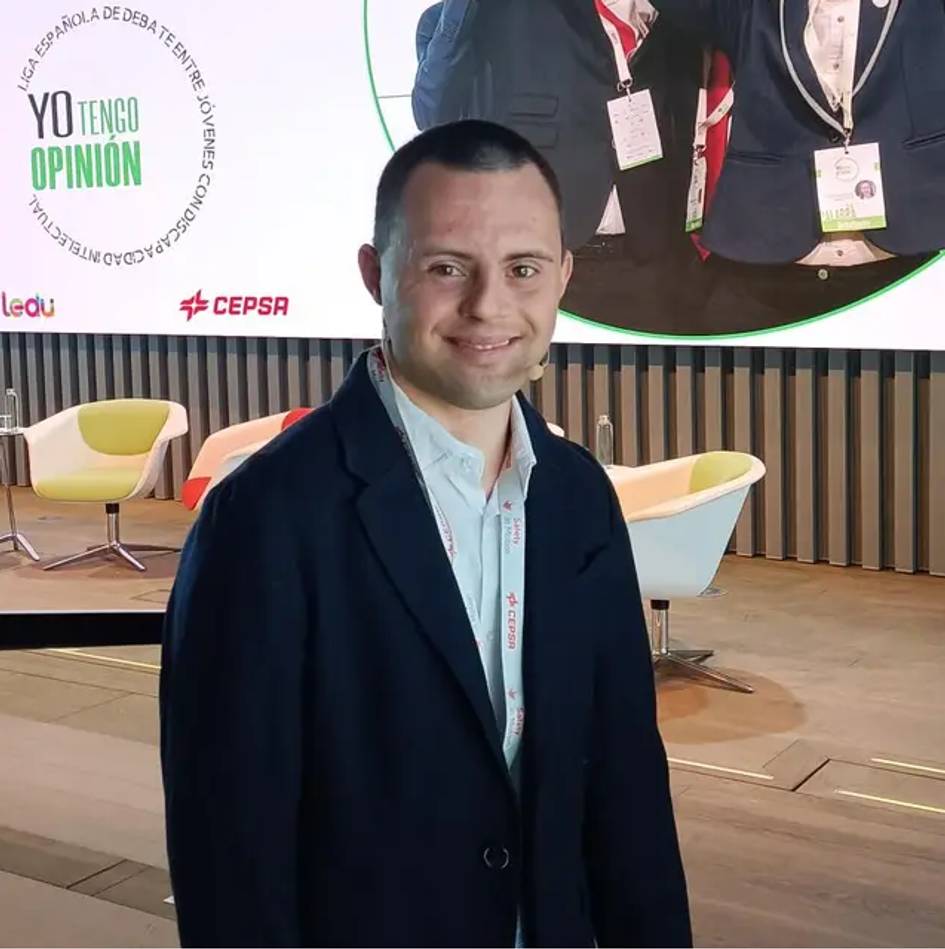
[779, 0, 899, 144]
[598, 4, 657, 93]
[367, 347, 526, 770]
[686, 52, 734, 232]
[599, 14, 635, 90]
[693, 59, 734, 154]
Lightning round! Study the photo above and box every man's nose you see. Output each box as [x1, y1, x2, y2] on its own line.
[461, 267, 513, 322]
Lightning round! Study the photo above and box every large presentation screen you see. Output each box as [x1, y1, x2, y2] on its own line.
[3, 0, 944, 349]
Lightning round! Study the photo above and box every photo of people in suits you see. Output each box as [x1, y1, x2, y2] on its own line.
[368, 0, 944, 336]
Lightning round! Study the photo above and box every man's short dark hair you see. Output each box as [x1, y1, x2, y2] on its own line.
[373, 119, 564, 254]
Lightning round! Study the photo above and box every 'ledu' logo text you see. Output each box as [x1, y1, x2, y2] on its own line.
[180, 290, 289, 321]
[2, 292, 55, 319]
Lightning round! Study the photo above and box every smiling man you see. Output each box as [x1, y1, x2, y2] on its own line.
[160, 119, 690, 948]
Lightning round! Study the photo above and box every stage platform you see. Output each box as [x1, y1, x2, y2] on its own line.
[0, 493, 944, 946]
[0, 490, 193, 613]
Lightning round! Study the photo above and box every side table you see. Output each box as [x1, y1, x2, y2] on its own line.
[0, 428, 40, 561]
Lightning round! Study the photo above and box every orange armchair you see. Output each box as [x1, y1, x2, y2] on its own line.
[182, 408, 312, 511]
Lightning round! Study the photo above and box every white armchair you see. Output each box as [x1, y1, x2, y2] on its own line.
[607, 451, 766, 693]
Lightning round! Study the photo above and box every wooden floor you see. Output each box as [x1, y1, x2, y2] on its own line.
[0, 494, 944, 946]
[0, 490, 194, 613]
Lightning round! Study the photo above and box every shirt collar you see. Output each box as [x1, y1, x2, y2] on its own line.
[389, 374, 537, 497]
[508, 396, 537, 498]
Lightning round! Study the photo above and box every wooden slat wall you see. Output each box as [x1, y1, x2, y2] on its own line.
[0, 334, 942, 575]
[931, 352, 945, 577]
[827, 350, 851, 566]
[763, 349, 786, 561]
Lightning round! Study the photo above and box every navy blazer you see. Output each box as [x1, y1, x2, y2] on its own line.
[412, 0, 704, 258]
[652, 0, 945, 263]
[160, 355, 691, 948]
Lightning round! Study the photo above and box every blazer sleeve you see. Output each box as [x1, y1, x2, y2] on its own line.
[583, 480, 692, 948]
[649, 0, 749, 55]
[160, 475, 307, 947]
[411, 0, 479, 129]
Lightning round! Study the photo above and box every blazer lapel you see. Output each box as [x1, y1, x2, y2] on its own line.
[522, 466, 573, 755]
[330, 356, 507, 778]
[518, 404, 584, 767]
[854, 0, 892, 89]
[782, 0, 836, 119]
[785, 0, 894, 120]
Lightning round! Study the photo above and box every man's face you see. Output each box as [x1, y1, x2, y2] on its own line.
[359, 161, 572, 412]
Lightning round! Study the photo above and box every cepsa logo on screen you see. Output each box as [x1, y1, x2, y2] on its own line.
[180, 290, 289, 321]
[2, 292, 55, 319]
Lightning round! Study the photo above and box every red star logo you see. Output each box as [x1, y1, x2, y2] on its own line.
[180, 290, 209, 321]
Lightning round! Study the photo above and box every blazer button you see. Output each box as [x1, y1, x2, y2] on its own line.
[482, 846, 511, 870]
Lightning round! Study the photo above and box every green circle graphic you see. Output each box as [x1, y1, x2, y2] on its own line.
[362, 0, 942, 343]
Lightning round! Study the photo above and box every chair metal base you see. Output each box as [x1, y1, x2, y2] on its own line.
[2, 452, 40, 560]
[0, 530, 40, 562]
[43, 503, 180, 573]
[650, 599, 754, 694]
[653, 653, 754, 693]
[699, 585, 727, 599]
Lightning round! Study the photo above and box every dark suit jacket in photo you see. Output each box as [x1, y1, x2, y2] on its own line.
[652, 0, 945, 263]
[412, 0, 704, 261]
[160, 354, 691, 947]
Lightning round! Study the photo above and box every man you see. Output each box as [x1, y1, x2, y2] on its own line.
[412, 0, 712, 336]
[650, 0, 937, 330]
[160, 119, 690, 947]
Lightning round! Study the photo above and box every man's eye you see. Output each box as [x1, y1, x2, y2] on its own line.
[431, 263, 463, 277]
[511, 264, 538, 279]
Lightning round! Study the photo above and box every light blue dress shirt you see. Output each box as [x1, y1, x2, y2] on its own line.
[390, 376, 536, 741]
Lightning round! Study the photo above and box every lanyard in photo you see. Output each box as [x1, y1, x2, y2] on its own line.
[598, 7, 651, 93]
[686, 49, 734, 233]
[693, 49, 734, 155]
[366, 346, 526, 769]
[779, 0, 899, 145]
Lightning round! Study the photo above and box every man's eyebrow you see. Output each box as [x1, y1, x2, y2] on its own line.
[416, 248, 476, 260]
[502, 250, 558, 263]
[416, 248, 558, 262]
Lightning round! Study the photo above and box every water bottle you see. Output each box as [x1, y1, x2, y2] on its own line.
[595, 414, 614, 467]
[0, 389, 16, 432]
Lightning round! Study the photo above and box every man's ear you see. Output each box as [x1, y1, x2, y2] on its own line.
[358, 243, 383, 305]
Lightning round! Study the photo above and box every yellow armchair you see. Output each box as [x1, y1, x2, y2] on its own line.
[22, 399, 188, 571]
